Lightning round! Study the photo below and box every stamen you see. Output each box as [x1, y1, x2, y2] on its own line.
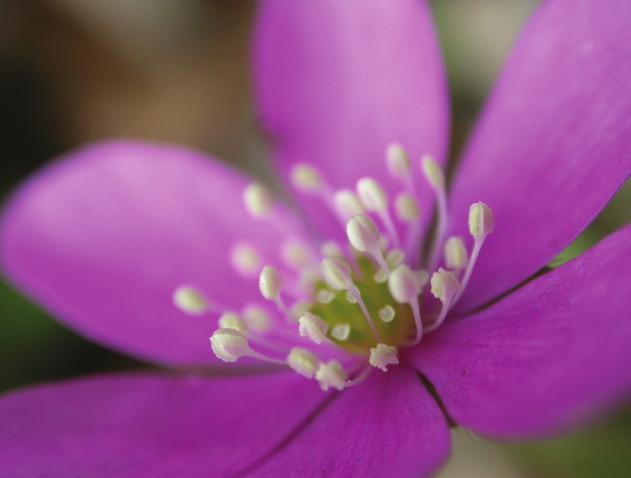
[173, 286, 209, 315]
[468, 201, 495, 241]
[388, 265, 427, 344]
[231, 243, 261, 277]
[334, 190, 365, 221]
[259, 266, 288, 314]
[322, 257, 381, 341]
[421, 154, 445, 191]
[452, 202, 495, 306]
[356, 177, 400, 247]
[373, 269, 389, 284]
[345, 291, 358, 304]
[320, 241, 343, 258]
[444, 236, 468, 272]
[281, 239, 314, 269]
[395, 193, 420, 224]
[298, 312, 329, 344]
[422, 155, 448, 270]
[387, 265, 424, 304]
[386, 249, 406, 269]
[290, 163, 323, 193]
[378, 305, 396, 323]
[321, 257, 353, 291]
[386, 143, 412, 180]
[356, 177, 388, 213]
[316, 289, 335, 304]
[259, 266, 282, 301]
[346, 215, 390, 273]
[349, 287, 381, 341]
[218, 312, 248, 334]
[345, 366, 373, 387]
[426, 268, 461, 332]
[316, 360, 348, 391]
[243, 182, 274, 218]
[287, 347, 320, 378]
[369, 344, 399, 372]
[331, 323, 351, 341]
[242, 305, 272, 332]
[210, 328, 286, 364]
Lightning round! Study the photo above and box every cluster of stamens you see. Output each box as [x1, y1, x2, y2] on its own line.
[174, 144, 494, 392]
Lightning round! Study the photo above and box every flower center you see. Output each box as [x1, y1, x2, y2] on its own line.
[174, 144, 494, 391]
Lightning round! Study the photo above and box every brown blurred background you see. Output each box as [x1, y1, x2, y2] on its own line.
[0, 1, 629, 477]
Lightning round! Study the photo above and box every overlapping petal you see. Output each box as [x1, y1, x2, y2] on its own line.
[254, 0, 449, 245]
[447, 0, 631, 312]
[252, 368, 451, 477]
[0, 372, 326, 477]
[0, 141, 306, 366]
[408, 225, 631, 437]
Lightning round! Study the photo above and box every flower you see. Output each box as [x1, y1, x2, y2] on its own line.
[1, 0, 630, 476]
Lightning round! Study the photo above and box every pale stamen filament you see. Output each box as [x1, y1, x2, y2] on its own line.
[247, 348, 289, 365]
[409, 299, 424, 345]
[422, 155, 449, 270]
[345, 365, 373, 387]
[426, 269, 461, 332]
[452, 202, 495, 307]
[349, 286, 382, 341]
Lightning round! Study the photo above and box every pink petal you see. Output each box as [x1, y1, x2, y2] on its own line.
[0, 372, 326, 477]
[0, 141, 306, 366]
[254, 0, 449, 245]
[408, 225, 631, 438]
[448, 0, 631, 312]
[253, 368, 451, 478]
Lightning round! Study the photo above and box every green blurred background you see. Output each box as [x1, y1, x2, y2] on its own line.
[0, 1, 629, 476]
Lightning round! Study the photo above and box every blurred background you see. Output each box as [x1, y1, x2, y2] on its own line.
[0, 1, 629, 476]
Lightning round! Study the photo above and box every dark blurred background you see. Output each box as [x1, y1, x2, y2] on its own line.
[0, 1, 629, 476]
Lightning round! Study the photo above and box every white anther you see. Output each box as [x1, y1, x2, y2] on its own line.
[444, 236, 468, 271]
[321, 241, 343, 258]
[298, 312, 329, 344]
[173, 286, 208, 315]
[316, 360, 348, 391]
[468, 202, 495, 240]
[378, 305, 396, 323]
[331, 323, 351, 341]
[321, 258, 353, 291]
[388, 265, 423, 304]
[218, 312, 248, 334]
[346, 215, 381, 253]
[281, 240, 313, 269]
[369, 344, 399, 372]
[243, 182, 274, 218]
[414, 269, 430, 288]
[345, 291, 358, 304]
[231, 243, 261, 276]
[421, 155, 445, 190]
[373, 269, 389, 284]
[395, 193, 420, 224]
[430, 268, 461, 304]
[210, 328, 252, 362]
[386, 143, 411, 179]
[356, 177, 388, 213]
[334, 190, 364, 220]
[386, 249, 406, 269]
[242, 305, 272, 332]
[290, 163, 323, 192]
[287, 347, 320, 379]
[316, 289, 335, 304]
[259, 266, 283, 301]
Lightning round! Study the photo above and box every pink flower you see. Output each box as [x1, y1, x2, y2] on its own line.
[1, 1, 630, 476]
